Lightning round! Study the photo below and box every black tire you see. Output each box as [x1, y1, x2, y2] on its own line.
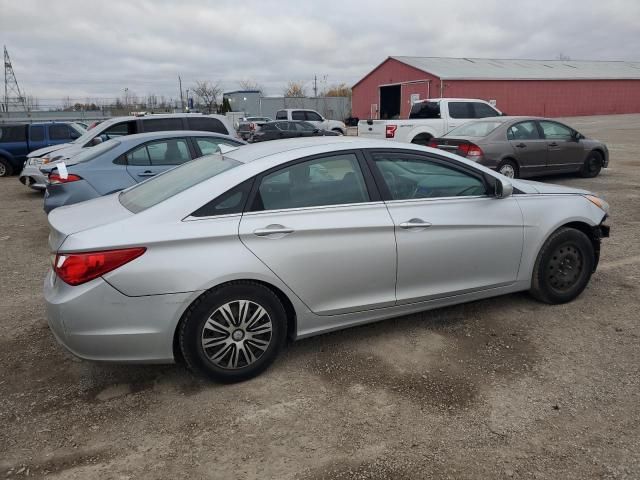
[411, 134, 432, 146]
[179, 281, 288, 383]
[497, 159, 519, 179]
[530, 227, 595, 304]
[580, 151, 603, 178]
[331, 128, 344, 135]
[0, 158, 13, 177]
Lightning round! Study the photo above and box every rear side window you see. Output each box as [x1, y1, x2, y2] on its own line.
[507, 121, 541, 140]
[143, 118, 185, 132]
[472, 103, 499, 118]
[49, 124, 73, 140]
[0, 125, 26, 143]
[275, 122, 290, 131]
[119, 154, 241, 213]
[30, 126, 45, 142]
[447, 102, 473, 119]
[191, 179, 254, 217]
[409, 102, 440, 119]
[187, 117, 229, 135]
[291, 111, 305, 121]
[275, 111, 287, 120]
[539, 121, 574, 140]
[304, 111, 322, 121]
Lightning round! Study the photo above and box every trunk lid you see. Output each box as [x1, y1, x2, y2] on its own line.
[429, 136, 475, 154]
[47, 193, 134, 251]
[357, 120, 391, 139]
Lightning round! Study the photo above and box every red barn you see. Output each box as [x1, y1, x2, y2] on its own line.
[351, 56, 640, 120]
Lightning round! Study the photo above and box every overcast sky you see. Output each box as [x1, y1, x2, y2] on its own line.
[1, 0, 639, 105]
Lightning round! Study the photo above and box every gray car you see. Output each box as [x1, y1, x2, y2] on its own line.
[42, 131, 245, 212]
[45, 137, 610, 383]
[429, 117, 609, 179]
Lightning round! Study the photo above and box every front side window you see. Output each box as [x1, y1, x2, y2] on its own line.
[372, 152, 486, 200]
[252, 153, 369, 211]
[291, 111, 305, 121]
[143, 118, 184, 132]
[304, 111, 323, 121]
[275, 110, 287, 120]
[508, 121, 541, 141]
[30, 126, 45, 142]
[119, 154, 241, 213]
[196, 137, 241, 156]
[472, 102, 500, 118]
[539, 121, 573, 140]
[49, 124, 73, 140]
[447, 102, 473, 119]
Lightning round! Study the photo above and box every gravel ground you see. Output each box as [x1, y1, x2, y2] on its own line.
[1, 114, 639, 479]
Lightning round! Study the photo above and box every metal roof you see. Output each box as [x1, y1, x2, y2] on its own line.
[391, 56, 640, 80]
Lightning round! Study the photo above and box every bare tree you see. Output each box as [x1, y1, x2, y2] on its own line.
[238, 79, 263, 93]
[322, 83, 351, 98]
[283, 81, 306, 97]
[192, 80, 222, 113]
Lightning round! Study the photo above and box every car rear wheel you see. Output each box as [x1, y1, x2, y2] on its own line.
[580, 151, 603, 178]
[331, 128, 344, 136]
[411, 134, 432, 146]
[179, 282, 287, 382]
[0, 158, 12, 177]
[530, 227, 595, 304]
[497, 159, 518, 179]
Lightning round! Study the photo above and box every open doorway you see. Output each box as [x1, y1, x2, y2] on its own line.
[379, 85, 401, 119]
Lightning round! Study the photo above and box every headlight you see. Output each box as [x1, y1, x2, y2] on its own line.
[584, 194, 609, 213]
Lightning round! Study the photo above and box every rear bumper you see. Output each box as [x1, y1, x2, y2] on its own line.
[44, 270, 196, 363]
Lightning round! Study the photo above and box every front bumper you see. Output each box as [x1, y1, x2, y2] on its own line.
[44, 270, 196, 363]
[19, 164, 48, 191]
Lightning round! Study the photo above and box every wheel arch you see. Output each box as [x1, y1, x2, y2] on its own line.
[172, 278, 298, 363]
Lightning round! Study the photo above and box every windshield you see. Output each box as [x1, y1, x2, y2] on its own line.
[445, 121, 504, 137]
[70, 118, 119, 145]
[119, 154, 241, 213]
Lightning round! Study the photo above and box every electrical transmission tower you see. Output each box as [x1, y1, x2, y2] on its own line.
[3, 46, 29, 113]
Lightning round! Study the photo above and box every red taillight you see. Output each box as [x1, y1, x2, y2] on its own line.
[428, 139, 439, 148]
[385, 124, 397, 138]
[49, 173, 83, 184]
[457, 143, 483, 159]
[249, 122, 256, 131]
[53, 247, 146, 286]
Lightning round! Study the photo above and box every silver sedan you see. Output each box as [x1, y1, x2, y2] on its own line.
[45, 137, 610, 382]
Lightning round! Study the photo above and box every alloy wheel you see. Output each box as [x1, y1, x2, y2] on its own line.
[0, 163, 6, 177]
[201, 300, 273, 369]
[499, 164, 515, 178]
[547, 243, 584, 292]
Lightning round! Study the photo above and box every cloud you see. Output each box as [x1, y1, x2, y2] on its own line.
[0, 0, 638, 105]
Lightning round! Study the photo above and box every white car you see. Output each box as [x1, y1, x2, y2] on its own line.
[358, 98, 502, 145]
[275, 109, 346, 135]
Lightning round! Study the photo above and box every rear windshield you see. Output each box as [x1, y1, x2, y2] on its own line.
[119, 154, 241, 213]
[445, 121, 504, 137]
[409, 101, 440, 119]
[72, 139, 120, 163]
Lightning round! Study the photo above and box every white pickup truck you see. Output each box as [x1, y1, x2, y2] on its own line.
[357, 98, 502, 145]
[275, 109, 347, 135]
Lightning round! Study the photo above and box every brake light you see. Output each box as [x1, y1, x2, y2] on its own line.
[53, 247, 146, 286]
[249, 122, 256, 131]
[49, 173, 82, 184]
[385, 125, 397, 138]
[457, 143, 483, 159]
[428, 139, 439, 148]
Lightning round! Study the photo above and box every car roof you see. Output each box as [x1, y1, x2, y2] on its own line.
[110, 130, 244, 145]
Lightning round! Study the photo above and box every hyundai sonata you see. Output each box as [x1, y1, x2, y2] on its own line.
[45, 137, 610, 382]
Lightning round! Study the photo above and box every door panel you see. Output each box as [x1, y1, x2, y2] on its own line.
[539, 120, 584, 171]
[507, 121, 547, 175]
[386, 197, 523, 303]
[125, 138, 191, 182]
[239, 204, 397, 315]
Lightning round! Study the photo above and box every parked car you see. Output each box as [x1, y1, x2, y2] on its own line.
[275, 109, 346, 135]
[42, 131, 245, 212]
[428, 117, 609, 179]
[250, 121, 341, 142]
[45, 137, 609, 382]
[0, 122, 84, 177]
[237, 116, 273, 140]
[21, 113, 237, 190]
[358, 98, 502, 145]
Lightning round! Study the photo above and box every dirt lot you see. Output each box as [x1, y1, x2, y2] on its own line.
[1, 114, 639, 479]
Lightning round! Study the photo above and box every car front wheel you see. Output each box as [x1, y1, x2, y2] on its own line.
[580, 151, 603, 178]
[179, 282, 287, 382]
[530, 227, 595, 304]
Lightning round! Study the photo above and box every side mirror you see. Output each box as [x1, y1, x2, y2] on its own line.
[91, 136, 103, 146]
[572, 131, 582, 142]
[495, 177, 513, 198]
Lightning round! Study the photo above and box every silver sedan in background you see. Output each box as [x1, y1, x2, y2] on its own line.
[429, 116, 609, 179]
[45, 137, 610, 382]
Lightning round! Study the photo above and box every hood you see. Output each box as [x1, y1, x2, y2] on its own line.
[513, 179, 591, 195]
[47, 193, 133, 251]
[27, 143, 71, 158]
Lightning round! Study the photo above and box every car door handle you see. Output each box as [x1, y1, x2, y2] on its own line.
[548, 142, 559, 147]
[253, 225, 295, 237]
[138, 171, 156, 177]
[399, 219, 432, 229]
[516, 143, 527, 148]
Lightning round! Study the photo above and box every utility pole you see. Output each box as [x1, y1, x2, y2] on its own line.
[313, 75, 318, 98]
[178, 75, 184, 111]
[3, 46, 29, 113]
